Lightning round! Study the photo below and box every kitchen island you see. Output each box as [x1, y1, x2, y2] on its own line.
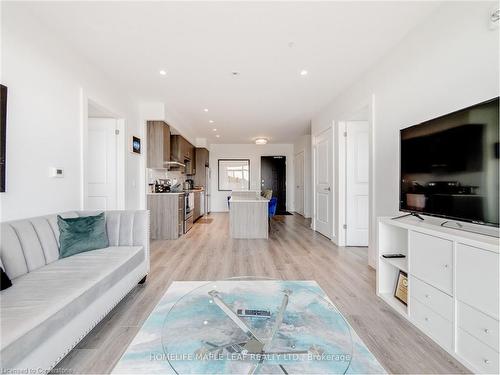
[229, 192, 269, 239]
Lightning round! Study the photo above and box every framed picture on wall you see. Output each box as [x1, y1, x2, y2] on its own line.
[218, 159, 250, 191]
[132, 136, 141, 154]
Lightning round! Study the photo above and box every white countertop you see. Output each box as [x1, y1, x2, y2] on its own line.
[147, 188, 204, 196]
[379, 216, 499, 253]
[229, 196, 269, 203]
[147, 192, 185, 196]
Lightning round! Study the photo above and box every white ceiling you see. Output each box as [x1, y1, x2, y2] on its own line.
[20, 1, 440, 143]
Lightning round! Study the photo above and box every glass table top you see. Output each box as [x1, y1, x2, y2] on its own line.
[161, 277, 354, 374]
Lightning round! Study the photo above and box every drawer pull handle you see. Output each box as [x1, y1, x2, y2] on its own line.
[484, 329, 490, 334]
[443, 264, 449, 268]
[424, 317, 429, 321]
[425, 294, 430, 298]
[484, 359, 490, 365]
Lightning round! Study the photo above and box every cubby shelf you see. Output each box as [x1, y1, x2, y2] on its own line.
[380, 255, 408, 273]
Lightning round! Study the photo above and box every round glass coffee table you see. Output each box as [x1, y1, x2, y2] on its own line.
[162, 277, 353, 374]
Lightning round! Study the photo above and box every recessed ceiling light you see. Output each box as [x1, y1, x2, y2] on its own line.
[203, 108, 208, 112]
[215, 134, 220, 138]
[212, 128, 217, 132]
[159, 70, 167, 76]
[255, 138, 268, 145]
[209, 120, 214, 123]
[300, 69, 308, 76]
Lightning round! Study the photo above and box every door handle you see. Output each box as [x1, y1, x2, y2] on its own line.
[324, 187, 331, 191]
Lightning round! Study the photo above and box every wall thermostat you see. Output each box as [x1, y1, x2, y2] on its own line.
[50, 167, 64, 178]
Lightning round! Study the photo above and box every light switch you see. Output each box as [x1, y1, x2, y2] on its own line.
[50, 167, 64, 178]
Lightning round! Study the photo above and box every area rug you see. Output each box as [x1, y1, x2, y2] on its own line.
[112, 280, 386, 374]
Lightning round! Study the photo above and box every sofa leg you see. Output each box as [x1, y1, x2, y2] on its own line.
[138, 275, 147, 285]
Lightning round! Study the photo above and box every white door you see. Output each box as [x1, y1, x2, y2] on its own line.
[294, 152, 305, 216]
[314, 128, 333, 238]
[346, 121, 369, 246]
[86, 118, 118, 210]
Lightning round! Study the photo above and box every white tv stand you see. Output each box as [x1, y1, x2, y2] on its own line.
[377, 216, 499, 374]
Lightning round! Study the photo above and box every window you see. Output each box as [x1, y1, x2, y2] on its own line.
[218, 159, 250, 191]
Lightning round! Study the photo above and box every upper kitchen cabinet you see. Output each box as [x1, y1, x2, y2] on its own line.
[184, 138, 193, 160]
[193, 148, 209, 186]
[187, 142, 196, 175]
[171, 135, 189, 162]
[147, 121, 170, 169]
[171, 135, 196, 175]
[170, 135, 181, 162]
[196, 148, 209, 168]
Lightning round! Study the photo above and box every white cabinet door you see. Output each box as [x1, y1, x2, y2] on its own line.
[314, 128, 333, 238]
[410, 231, 453, 295]
[410, 297, 453, 351]
[456, 243, 499, 320]
[410, 275, 453, 321]
[457, 328, 499, 374]
[458, 301, 499, 352]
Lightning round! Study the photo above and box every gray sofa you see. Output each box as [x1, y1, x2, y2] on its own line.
[0, 210, 150, 372]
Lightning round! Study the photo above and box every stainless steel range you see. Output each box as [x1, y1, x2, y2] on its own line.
[184, 192, 194, 233]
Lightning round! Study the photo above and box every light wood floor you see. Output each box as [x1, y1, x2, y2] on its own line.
[55, 213, 469, 374]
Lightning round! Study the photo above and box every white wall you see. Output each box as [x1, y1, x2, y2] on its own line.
[293, 135, 312, 218]
[311, 2, 499, 267]
[0, 5, 143, 221]
[139, 102, 198, 146]
[209, 143, 294, 212]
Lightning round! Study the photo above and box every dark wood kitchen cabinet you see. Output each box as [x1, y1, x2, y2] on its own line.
[171, 135, 196, 175]
[186, 141, 195, 175]
[170, 135, 182, 162]
[171, 135, 191, 161]
[193, 191, 201, 221]
[184, 139, 193, 160]
[148, 193, 183, 240]
[193, 148, 209, 187]
[147, 121, 170, 169]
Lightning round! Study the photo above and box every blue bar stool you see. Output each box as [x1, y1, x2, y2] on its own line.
[268, 197, 277, 231]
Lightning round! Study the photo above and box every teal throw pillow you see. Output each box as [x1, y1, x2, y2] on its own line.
[57, 213, 109, 258]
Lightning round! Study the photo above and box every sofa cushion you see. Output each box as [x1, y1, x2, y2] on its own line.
[57, 213, 109, 258]
[0, 212, 79, 280]
[0, 246, 145, 367]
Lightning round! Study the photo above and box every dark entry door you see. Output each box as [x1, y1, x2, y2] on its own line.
[261, 156, 287, 214]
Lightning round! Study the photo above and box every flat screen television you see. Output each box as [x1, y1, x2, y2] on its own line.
[400, 97, 499, 227]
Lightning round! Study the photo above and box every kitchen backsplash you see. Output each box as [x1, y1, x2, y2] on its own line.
[147, 169, 186, 186]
